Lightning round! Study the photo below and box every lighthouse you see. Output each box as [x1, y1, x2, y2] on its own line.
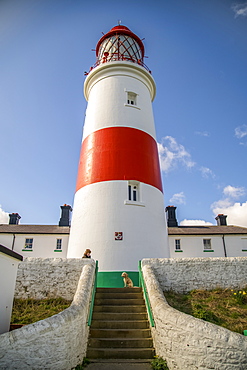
[67, 24, 169, 272]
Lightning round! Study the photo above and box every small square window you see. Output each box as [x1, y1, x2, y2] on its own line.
[203, 239, 211, 249]
[25, 238, 33, 249]
[175, 239, 181, 250]
[56, 239, 62, 250]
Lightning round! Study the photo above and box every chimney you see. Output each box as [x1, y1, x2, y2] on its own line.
[165, 206, 178, 227]
[215, 214, 227, 226]
[9, 213, 21, 225]
[59, 204, 72, 226]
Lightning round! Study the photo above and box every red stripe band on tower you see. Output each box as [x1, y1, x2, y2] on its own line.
[76, 127, 163, 193]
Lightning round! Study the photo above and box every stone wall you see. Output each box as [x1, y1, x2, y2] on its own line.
[142, 257, 247, 293]
[142, 263, 247, 370]
[0, 261, 95, 370]
[14, 257, 93, 300]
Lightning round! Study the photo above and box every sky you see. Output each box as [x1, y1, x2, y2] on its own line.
[0, 0, 247, 227]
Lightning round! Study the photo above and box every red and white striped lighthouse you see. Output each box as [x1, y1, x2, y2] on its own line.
[67, 25, 169, 271]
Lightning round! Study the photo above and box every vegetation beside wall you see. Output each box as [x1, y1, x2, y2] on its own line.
[164, 288, 247, 334]
[11, 298, 72, 325]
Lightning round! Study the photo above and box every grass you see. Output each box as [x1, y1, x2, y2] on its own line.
[11, 297, 72, 325]
[164, 288, 247, 334]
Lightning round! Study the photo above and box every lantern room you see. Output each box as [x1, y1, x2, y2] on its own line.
[95, 25, 147, 68]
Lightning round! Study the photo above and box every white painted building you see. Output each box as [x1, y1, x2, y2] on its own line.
[1, 207, 247, 260]
[0, 244, 23, 334]
[0, 206, 71, 258]
[0, 224, 69, 258]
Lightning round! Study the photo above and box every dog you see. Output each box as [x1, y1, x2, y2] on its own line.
[121, 272, 134, 288]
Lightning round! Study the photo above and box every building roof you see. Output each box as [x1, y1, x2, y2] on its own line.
[0, 244, 23, 261]
[0, 224, 70, 235]
[1, 224, 246, 236]
[168, 225, 247, 235]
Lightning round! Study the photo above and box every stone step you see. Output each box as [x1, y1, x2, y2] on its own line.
[91, 320, 149, 329]
[88, 338, 153, 349]
[93, 305, 146, 313]
[89, 328, 152, 338]
[96, 287, 142, 293]
[92, 312, 148, 321]
[94, 298, 145, 306]
[87, 347, 155, 359]
[95, 292, 143, 299]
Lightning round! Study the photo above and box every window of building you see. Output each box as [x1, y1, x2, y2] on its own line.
[24, 238, 33, 249]
[175, 239, 181, 250]
[203, 239, 211, 250]
[125, 181, 144, 207]
[56, 239, 62, 250]
[127, 92, 137, 106]
[128, 183, 139, 202]
[241, 238, 247, 251]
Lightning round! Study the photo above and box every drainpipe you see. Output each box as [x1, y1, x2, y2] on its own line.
[11, 234, 16, 251]
[222, 234, 227, 257]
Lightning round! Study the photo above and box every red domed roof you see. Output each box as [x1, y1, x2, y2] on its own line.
[96, 25, 144, 57]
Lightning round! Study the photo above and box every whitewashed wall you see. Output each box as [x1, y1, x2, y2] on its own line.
[142, 257, 247, 293]
[15, 258, 92, 300]
[169, 234, 247, 258]
[0, 253, 20, 334]
[0, 261, 95, 370]
[0, 234, 69, 258]
[142, 264, 247, 370]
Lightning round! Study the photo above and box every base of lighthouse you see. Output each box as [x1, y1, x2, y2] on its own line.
[67, 180, 169, 271]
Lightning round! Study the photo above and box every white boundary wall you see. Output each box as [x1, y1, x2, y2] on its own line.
[142, 257, 247, 293]
[0, 260, 95, 370]
[14, 257, 92, 300]
[142, 258, 247, 369]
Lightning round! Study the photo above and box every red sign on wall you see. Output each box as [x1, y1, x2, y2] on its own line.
[115, 232, 123, 240]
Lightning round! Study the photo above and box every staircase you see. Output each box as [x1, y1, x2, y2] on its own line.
[87, 287, 155, 359]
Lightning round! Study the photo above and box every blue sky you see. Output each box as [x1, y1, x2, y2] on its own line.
[0, 0, 247, 226]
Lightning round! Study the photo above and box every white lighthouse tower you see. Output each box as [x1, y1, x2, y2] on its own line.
[67, 24, 169, 274]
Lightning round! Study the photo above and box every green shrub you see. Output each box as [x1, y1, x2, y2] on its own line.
[74, 358, 90, 369]
[151, 356, 169, 370]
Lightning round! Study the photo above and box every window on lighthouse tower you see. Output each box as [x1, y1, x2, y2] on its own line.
[128, 182, 139, 202]
[127, 92, 137, 106]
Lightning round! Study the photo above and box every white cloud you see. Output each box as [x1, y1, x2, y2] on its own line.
[158, 136, 195, 173]
[170, 192, 186, 205]
[235, 124, 247, 139]
[211, 185, 247, 227]
[211, 201, 247, 227]
[223, 185, 245, 198]
[0, 205, 9, 224]
[200, 166, 215, 179]
[195, 131, 210, 137]
[232, 2, 247, 17]
[180, 219, 213, 226]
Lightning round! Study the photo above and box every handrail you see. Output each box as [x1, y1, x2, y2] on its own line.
[87, 260, 98, 326]
[138, 260, 155, 327]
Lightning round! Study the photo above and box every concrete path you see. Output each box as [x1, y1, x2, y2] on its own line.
[86, 359, 152, 369]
